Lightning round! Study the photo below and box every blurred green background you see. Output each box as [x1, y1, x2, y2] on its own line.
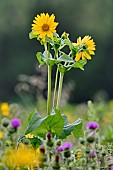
[0, 0, 113, 103]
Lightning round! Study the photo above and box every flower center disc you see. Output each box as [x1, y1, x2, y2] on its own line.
[42, 24, 49, 31]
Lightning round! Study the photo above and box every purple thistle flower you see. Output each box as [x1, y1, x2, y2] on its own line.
[89, 150, 95, 158]
[56, 142, 72, 153]
[86, 122, 99, 130]
[111, 165, 113, 170]
[11, 118, 21, 129]
[63, 142, 72, 149]
[56, 145, 64, 153]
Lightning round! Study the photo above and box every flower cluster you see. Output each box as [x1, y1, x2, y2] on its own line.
[30, 13, 96, 70]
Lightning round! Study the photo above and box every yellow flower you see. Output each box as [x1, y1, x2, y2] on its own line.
[0, 103, 9, 116]
[74, 35, 96, 61]
[25, 133, 34, 138]
[0, 131, 3, 139]
[32, 13, 58, 42]
[3, 145, 36, 168]
[2, 144, 45, 168]
[76, 151, 82, 160]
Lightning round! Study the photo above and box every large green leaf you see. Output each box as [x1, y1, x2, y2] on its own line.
[73, 59, 87, 70]
[36, 52, 46, 65]
[58, 54, 74, 63]
[25, 109, 42, 135]
[59, 118, 83, 139]
[25, 109, 64, 139]
[33, 109, 64, 138]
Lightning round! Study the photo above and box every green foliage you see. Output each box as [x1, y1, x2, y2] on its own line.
[72, 59, 87, 70]
[103, 125, 113, 143]
[25, 109, 83, 139]
[29, 31, 38, 40]
[59, 118, 83, 139]
[58, 54, 74, 63]
[25, 109, 64, 138]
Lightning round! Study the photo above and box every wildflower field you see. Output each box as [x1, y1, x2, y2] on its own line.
[0, 12, 113, 170]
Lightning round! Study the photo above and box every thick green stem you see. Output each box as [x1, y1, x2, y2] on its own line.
[47, 65, 52, 115]
[44, 43, 52, 115]
[56, 72, 64, 109]
[52, 67, 59, 109]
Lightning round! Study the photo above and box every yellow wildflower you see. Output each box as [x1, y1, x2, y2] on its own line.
[25, 133, 34, 138]
[76, 151, 82, 160]
[32, 13, 58, 42]
[2, 144, 45, 168]
[0, 131, 3, 139]
[74, 35, 96, 61]
[0, 102, 9, 116]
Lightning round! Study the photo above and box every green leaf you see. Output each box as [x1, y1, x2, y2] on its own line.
[28, 109, 37, 122]
[72, 120, 84, 138]
[25, 109, 42, 135]
[17, 135, 25, 147]
[58, 54, 74, 63]
[29, 137, 41, 149]
[25, 109, 64, 138]
[58, 64, 72, 73]
[47, 58, 57, 66]
[29, 31, 38, 39]
[33, 109, 64, 138]
[59, 118, 83, 139]
[36, 52, 46, 65]
[65, 39, 74, 50]
[73, 59, 87, 70]
[58, 64, 67, 73]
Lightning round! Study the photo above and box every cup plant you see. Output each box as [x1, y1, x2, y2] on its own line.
[23, 13, 96, 141]
[1, 13, 99, 169]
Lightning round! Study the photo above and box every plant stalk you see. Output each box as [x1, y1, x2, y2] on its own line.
[44, 43, 52, 115]
[52, 67, 59, 109]
[47, 65, 52, 115]
[56, 72, 64, 109]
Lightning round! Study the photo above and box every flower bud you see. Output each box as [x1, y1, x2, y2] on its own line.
[39, 146, 45, 154]
[46, 132, 52, 140]
[2, 118, 10, 127]
[52, 163, 60, 170]
[55, 155, 59, 163]
[85, 149, 90, 154]
[46, 132, 54, 147]
[47, 141, 54, 147]
[79, 138, 85, 145]
[64, 149, 71, 158]
[8, 126, 17, 134]
[87, 133, 95, 143]
[56, 140, 61, 147]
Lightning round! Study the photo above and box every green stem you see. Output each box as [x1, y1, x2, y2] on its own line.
[52, 67, 59, 109]
[56, 72, 64, 109]
[47, 65, 52, 115]
[44, 43, 52, 115]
